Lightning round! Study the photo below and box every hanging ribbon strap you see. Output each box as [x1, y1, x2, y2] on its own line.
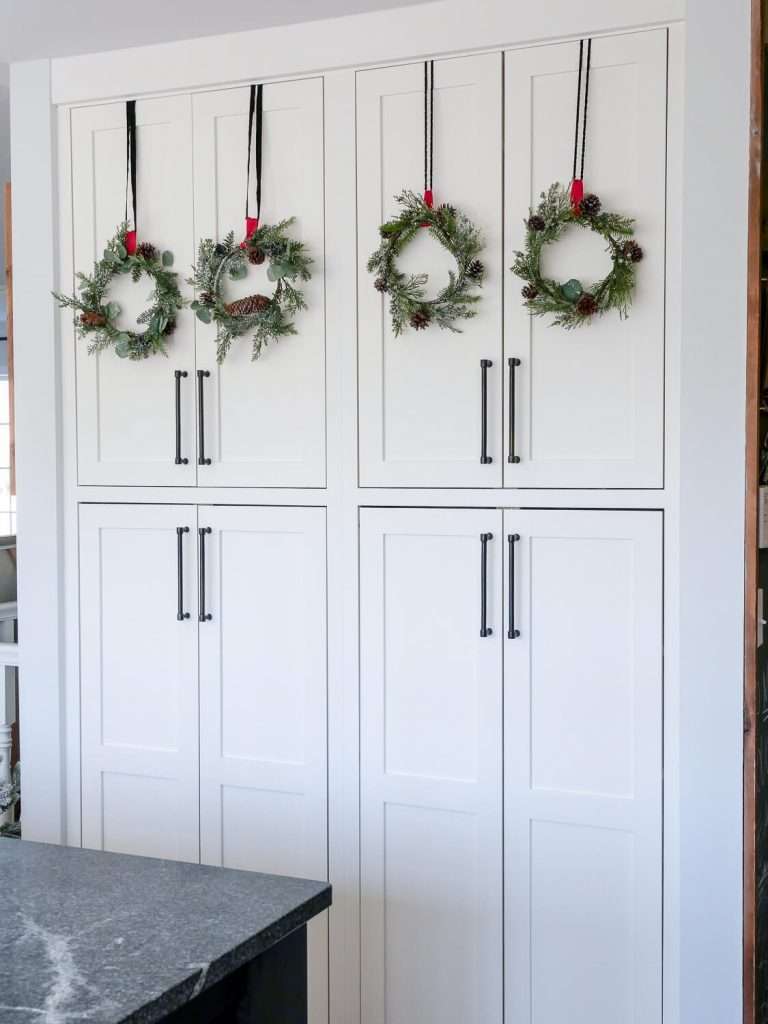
[244, 83, 264, 241]
[570, 38, 592, 210]
[423, 60, 435, 209]
[124, 100, 138, 254]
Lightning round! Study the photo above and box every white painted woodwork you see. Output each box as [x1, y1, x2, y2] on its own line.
[357, 55, 503, 487]
[503, 509, 662, 1024]
[192, 80, 326, 487]
[504, 32, 667, 487]
[198, 505, 328, 1024]
[79, 503, 200, 861]
[359, 507, 504, 1024]
[72, 97, 196, 485]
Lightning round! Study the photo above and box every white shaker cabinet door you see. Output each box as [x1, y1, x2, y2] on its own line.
[359, 508, 504, 1024]
[357, 55, 503, 487]
[504, 31, 667, 487]
[79, 503, 200, 862]
[192, 80, 326, 487]
[503, 509, 662, 1024]
[198, 506, 328, 1024]
[72, 97, 197, 485]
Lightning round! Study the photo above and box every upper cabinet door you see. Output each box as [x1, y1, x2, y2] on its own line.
[72, 97, 196, 486]
[503, 509, 662, 1024]
[357, 56, 503, 487]
[79, 503, 200, 862]
[504, 31, 667, 487]
[359, 508, 503, 1024]
[192, 80, 326, 487]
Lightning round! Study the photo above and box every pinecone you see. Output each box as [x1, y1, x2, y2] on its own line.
[576, 293, 599, 317]
[623, 240, 644, 263]
[409, 310, 431, 331]
[521, 284, 538, 301]
[580, 193, 602, 217]
[527, 214, 545, 232]
[248, 247, 266, 266]
[80, 310, 107, 327]
[466, 259, 485, 281]
[374, 276, 388, 293]
[225, 294, 271, 316]
[136, 241, 157, 261]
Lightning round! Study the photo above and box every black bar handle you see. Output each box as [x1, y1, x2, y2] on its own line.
[197, 370, 211, 466]
[176, 527, 190, 621]
[508, 358, 521, 464]
[507, 533, 520, 639]
[480, 359, 493, 465]
[174, 371, 189, 466]
[198, 527, 213, 622]
[480, 532, 493, 637]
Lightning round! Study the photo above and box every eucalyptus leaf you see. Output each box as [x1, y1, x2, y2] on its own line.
[114, 339, 131, 358]
[267, 263, 288, 282]
[107, 302, 121, 318]
[162, 250, 174, 267]
[116, 244, 127, 260]
[229, 262, 248, 281]
[196, 307, 213, 324]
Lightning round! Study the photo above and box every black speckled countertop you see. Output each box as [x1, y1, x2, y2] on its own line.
[0, 840, 331, 1023]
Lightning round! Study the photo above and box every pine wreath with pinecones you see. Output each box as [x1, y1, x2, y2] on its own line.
[53, 225, 185, 360]
[511, 183, 643, 329]
[190, 219, 312, 363]
[367, 190, 485, 336]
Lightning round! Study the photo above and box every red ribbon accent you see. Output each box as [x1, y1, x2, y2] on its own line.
[423, 189, 434, 208]
[240, 217, 259, 248]
[124, 229, 137, 255]
[570, 179, 584, 211]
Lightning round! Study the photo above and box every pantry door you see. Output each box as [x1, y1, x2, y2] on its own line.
[197, 506, 328, 1024]
[79, 503, 200, 862]
[359, 508, 504, 1024]
[504, 31, 667, 487]
[357, 55, 503, 487]
[503, 509, 662, 1024]
[72, 97, 196, 485]
[192, 79, 326, 487]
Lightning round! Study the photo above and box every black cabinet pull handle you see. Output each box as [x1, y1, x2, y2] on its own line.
[197, 370, 211, 466]
[507, 358, 521, 464]
[174, 371, 189, 466]
[198, 527, 213, 622]
[176, 527, 190, 621]
[480, 532, 493, 637]
[507, 533, 520, 639]
[480, 359, 493, 464]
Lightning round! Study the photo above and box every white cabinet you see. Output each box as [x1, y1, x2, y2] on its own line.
[192, 80, 326, 487]
[79, 503, 328, 1022]
[357, 55, 503, 488]
[79, 503, 200, 860]
[72, 97, 197, 486]
[198, 505, 328, 1023]
[504, 32, 667, 487]
[359, 506, 662, 1024]
[359, 508, 504, 1024]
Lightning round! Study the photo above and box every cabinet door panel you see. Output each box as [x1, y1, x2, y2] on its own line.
[72, 98, 196, 485]
[360, 508, 503, 1024]
[504, 509, 662, 1024]
[198, 506, 328, 1024]
[504, 31, 667, 487]
[357, 56, 503, 487]
[79, 504, 199, 862]
[192, 80, 326, 487]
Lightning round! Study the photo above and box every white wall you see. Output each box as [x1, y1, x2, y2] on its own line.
[0, 62, 9, 283]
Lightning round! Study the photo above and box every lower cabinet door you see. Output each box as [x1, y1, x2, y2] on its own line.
[503, 509, 662, 1024]
[79, 503, 200, 862]
[197, 505, 328, 1024]
[359, 508, 504, 1024]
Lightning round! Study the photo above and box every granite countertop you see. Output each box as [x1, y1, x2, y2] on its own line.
[0, 840, 331, 1024]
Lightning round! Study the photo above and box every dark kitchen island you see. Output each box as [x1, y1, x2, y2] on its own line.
[0, 840, 331, 1023]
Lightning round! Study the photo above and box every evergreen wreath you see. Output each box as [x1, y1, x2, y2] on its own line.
[53, 225, 185, 360]
[367, 190, 485, 336]
[190, 220, 313, 363]
[511, 183, 644, 330]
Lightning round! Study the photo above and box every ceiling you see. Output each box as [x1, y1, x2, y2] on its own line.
[0, 0, 429, 62]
